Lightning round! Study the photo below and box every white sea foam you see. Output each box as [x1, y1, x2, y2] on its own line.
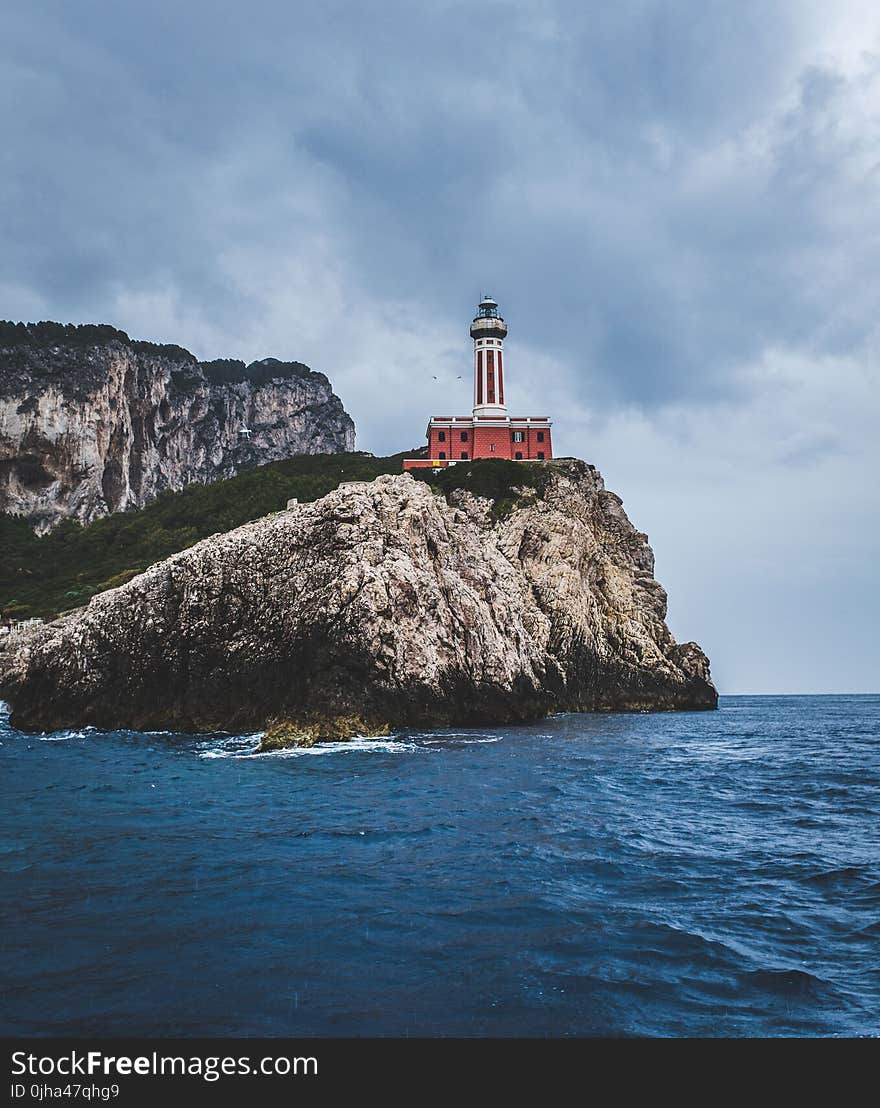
[194, 732, 427, 759]
[239, 735, 427, 759]
[234, 733, 506, 757]
[421, 734, 503, 745]
[14, 718, 503, 756]
[242, 732, 509, 757]
[38, 728, 98, 742]
[195, 733, 263, 759]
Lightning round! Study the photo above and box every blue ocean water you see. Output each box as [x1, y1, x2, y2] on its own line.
[0, 695, 877, 1038]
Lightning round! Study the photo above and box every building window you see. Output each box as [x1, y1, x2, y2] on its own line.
[515, 451, 523, 460]
[536, 431, 545, 442]
[512, 431, 524, 442]
[460, 431, 468, 441]
[438, 431, 446, 442]
[537, 451, 545, 460]
[490, 443, 495, 452]
[460, 451, 468, 460]
[438, 451, 446, 459]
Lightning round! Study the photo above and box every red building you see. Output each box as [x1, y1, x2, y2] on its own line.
[403, 296, 553, 471]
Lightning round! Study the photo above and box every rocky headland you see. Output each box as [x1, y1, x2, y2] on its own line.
[0, 459, 717, 740]
[0, 322, 355, 533]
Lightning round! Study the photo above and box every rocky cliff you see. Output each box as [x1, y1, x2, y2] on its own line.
[0, 322, 355, 532]
[0, 460, 717, 736]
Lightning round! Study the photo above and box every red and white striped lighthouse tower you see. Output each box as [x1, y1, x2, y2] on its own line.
[470, 295, 508, 417]
[403, 294, 553, 470]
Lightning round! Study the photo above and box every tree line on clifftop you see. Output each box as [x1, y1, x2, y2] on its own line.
[0, 322, 322, 388]
[0, 320, 195, 362]
[0, 454, 550, 621]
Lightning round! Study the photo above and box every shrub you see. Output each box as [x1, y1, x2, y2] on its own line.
[409, 457, 550, 502]
[0, 452, 408, 619]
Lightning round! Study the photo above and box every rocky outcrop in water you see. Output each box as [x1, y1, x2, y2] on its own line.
[0, 460, 717, 735]
[0, 322, 355, 532]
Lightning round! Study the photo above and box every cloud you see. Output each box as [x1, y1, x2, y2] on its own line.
[1, 0, 879, 691]
[577, 344, 880, 693]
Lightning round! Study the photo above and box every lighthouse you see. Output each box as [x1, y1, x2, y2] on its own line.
[403, 295, 553, 470]
[471, 295, 507, 417]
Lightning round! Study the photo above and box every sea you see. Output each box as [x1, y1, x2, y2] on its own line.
[1, 695, 877, 1038]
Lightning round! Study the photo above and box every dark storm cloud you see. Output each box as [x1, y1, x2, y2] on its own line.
[3, 0, 852, 403]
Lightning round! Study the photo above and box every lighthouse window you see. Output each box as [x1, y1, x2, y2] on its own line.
[537, 451, 545, 460]
[460, 451, 468, 460]
[512, 431, 524, 442]
[536, 431, 545, 442]
[460, 431, 468, 442]
[438, 431, 446, 442]
[438, 451, 446, 459]
[515, 451, 523, 460]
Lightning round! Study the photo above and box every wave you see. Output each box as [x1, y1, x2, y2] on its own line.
[802, 865, 877, 888]
[13, 721, 494, 759]
[848, 919, 880, 938]
[742, 967, 833, 997]
[38, 728, 98, 742]
[3, 693, 879, 1038]
[198, 729, 505, 759]
[420, 735, 503, 745]
[200, 735, 430, 759]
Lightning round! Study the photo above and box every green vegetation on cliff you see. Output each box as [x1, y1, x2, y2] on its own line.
[0, 452, 404, 619]
[409, 456, 551, 500]
[0, 454, 553, 620]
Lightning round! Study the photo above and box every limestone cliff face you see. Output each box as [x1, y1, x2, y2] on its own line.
[0, 324, 355, 532]
[0, 461, 717, 734]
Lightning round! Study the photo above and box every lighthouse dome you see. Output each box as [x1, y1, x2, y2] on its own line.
[470, 295, 508, 340]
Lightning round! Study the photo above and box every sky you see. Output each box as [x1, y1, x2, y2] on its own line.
[2, 0, 878, 694]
